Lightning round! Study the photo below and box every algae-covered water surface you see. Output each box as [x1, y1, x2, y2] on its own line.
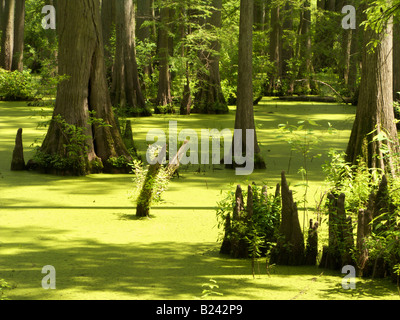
[1, 99, 399, 300]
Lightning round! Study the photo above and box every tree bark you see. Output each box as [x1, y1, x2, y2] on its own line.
[393, 22, 400, 101]
[0, 0, 4, 32]
[11, 128, 25, 171]
[345, 19, 400, 176]
[136, 141, 188, 217]
[254, 0, 266, 31]
[0, 0, 15, 70]
[193, 0, 228, 114]
[35, 0, 131, 175]
[11, 0, 24, 71]
[268, 4, 283, 93]
[271, 171, 305, 265]
[281, 2, 293, 80]
[101, 0, 115, 84]
[136, 0, 154, 78]
[305, 219, 319, 265]
[297, 0, 313, 92]
[233, 0, 265, 169]
[155, 6, 173, 112]
[111, 0, 149, 116]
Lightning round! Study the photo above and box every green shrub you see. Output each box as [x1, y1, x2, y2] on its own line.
[0, 279, 11, 300]
[322, 149, 379, 215]
[0, 69, 40, 101]
[216, 184, 281, 257]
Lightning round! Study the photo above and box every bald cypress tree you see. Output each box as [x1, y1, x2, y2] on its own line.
[31, 0, 132, 175]
[111, 0, 150, 116]
[0, 0, 15, 70]
[346, 12, 400, 176]
[233, 0, 265, 169]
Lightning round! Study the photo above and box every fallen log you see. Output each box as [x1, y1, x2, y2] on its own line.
[275, 95, 353, 104]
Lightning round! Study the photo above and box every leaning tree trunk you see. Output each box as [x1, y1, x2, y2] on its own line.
[232, 0, 265, 169]
[345, 19, 400, 176]
[34, 0, 132, 176]
[111, 0, 149, 117]
[0, 0, 15, 70]
[11, 0, 24, 72]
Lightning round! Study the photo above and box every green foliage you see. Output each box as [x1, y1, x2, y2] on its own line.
[201, 279, 224, 298]
[216, 184, 281, 259]
[32, 115, 91, 174]
[136, 39, 157, 97]
[0, 279, 11, 300]
[219, 0, 240, 104]
[278, 120, 327, 230]
[107, 156, 130, 169]
[277, 120, 324, 165]
[24, 0, 58, 73]
[0, 69, 40, 101]
[323, 150, 400, 278]
[130, 150, 172, 208]
[364, 176, 400, 276]
[322, 150, 379, 215]
[32, 113, 113, 174]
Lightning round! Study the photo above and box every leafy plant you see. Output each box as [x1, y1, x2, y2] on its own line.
[277, 120, 326, 232]
[393, 264, 400, 295]
[0, 279, 11, 300]
[216, 183, 281, 273]
[245, 226, 265, 279]
[0, 69, 40, 101]
[32, 112, 112, 174]
[201, 279, 223, 299]
[130, 148, 172, 208]
[322, 150, 379, 215]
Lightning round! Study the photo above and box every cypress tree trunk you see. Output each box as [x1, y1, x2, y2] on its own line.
[193, 0, 228, 114]
[233, 0, 265, 169]
[0, 0, 15, 70]
[281, 2, 293, 79]
[11, 0, 24, 72]
[268, 4, 283, 94]
[254, 0, 266, 31]
[101, 0, 115, 84]
[136, 0, 153, 78]
[271, 171, 305, 265]
[393, 22, 400, 101]
[297, 0, 313, 92]
[34, 0, 131, 176]
[111, 0, 149, 117]
[345, 19, 400, 176]
[155, 7, 173, 112]
[0, 0, 4, 32]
